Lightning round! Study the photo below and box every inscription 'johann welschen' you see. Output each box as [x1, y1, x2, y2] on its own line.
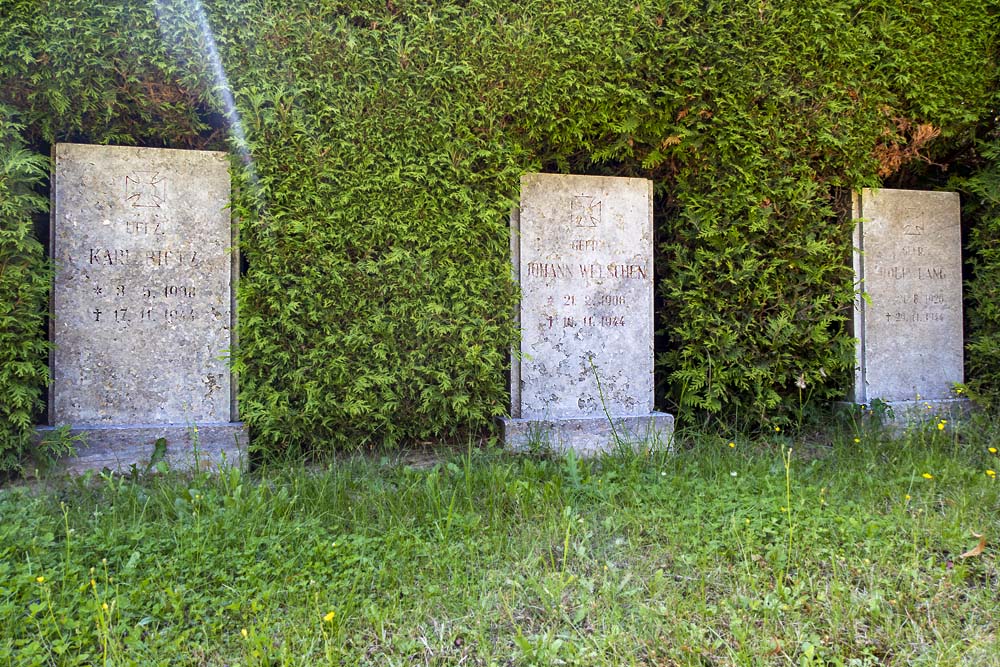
[525, 262, 648, 280]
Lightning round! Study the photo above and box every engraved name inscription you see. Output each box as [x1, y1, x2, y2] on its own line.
[525, 262, 647, 280]
[871, 221, 954, 332]
[523, 202, 644, 332]
[75, 177, 214, 329]
[516, 175, 654, 419]
[52, 143, 232, 425]
[87, 248, 200, 266]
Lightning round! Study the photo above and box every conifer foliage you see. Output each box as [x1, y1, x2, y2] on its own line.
[0, 108, 50, 469]
[0, 0, 997, 459]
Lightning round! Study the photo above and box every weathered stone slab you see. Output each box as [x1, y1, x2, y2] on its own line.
[37, 423, 246, 474]
[503, 414, 674, 456]
[46, 143, 244, 470]
[505, 173, 673, 454]
[850, 188, 966, 418]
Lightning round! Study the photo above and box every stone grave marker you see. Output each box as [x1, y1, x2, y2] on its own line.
[40, 143, 246, 472]
[850, 187, 967, 420]
[503, 173, 673, 454]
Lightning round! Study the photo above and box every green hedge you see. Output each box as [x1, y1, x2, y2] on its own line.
[0, 108, 50, 471]
[1, 0, 998, 458]
[962, 134, 1000, 407]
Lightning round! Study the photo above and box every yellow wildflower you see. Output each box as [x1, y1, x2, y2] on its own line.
[905, 494, 911, 501]
[241, 628, 249, 639]
[989, 447, 998, 454]
[987, 470, 996, 479]
[774, 426, 781, 432]
[922, 473, 933, 480]
[35, 576, 45, 584]
[728, 442, 735, 448]
[853, 438, 860, 444]
[937, 422, 945, 431]
[323, 610, 335, 623]
[102, 602, 109, 611]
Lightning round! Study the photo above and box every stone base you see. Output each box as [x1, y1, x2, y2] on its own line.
[836, 398, 973, 429]
[35, 422, 247, 475]
[502, 412, 674, 456]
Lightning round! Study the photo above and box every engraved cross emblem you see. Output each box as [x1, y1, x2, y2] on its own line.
[571, 195, 601, 228]
[125, 171, 166, 208]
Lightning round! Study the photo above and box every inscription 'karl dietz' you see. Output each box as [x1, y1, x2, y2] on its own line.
[88, 248, 200, 266]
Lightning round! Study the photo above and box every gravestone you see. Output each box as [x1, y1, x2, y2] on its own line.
[503, 173, 673, 454]
[850, 188, 967, 421]
[39, 143, 246, 472]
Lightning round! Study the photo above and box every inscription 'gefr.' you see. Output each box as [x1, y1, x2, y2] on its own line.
[570, 239, 601, 251]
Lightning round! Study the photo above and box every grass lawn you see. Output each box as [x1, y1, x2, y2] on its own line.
[2, 414, 999, 666]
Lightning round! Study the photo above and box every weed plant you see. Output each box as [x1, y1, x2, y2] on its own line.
[2, 415, 999, 666]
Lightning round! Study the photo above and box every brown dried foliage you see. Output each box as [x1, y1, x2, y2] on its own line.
[872, 112, 942, 177]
